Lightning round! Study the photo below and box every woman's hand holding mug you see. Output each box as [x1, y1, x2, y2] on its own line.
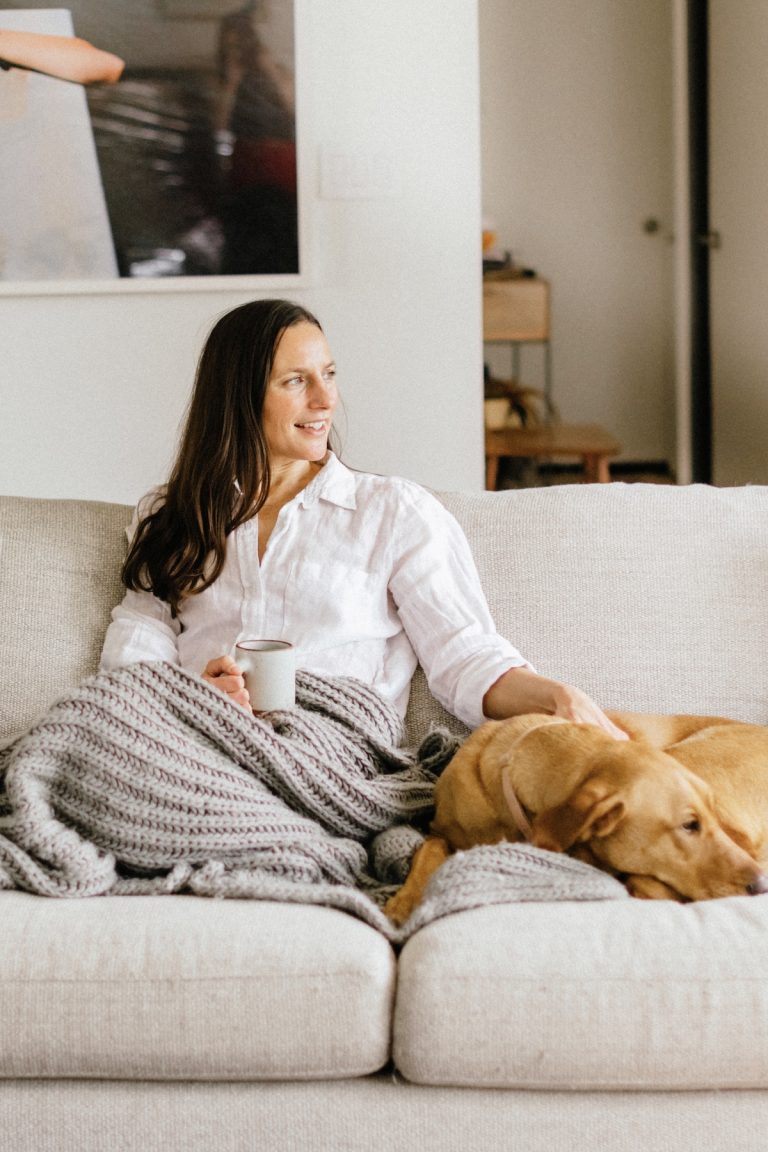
[202, 655, 251, 710]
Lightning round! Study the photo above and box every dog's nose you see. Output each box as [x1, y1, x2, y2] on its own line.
[747, 874, 768, 896]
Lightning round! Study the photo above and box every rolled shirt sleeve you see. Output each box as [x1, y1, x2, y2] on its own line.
[388, 485, 530, 728]
[100, 587, 181, 670]
[99, 499, 181, 671]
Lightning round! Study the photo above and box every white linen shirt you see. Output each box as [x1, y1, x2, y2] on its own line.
[100, 453, 528, 728]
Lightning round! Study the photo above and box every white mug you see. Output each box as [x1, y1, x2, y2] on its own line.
[235, 639, 296, 712]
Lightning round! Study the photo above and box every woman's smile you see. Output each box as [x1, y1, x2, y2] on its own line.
[296, 419, 329, 433]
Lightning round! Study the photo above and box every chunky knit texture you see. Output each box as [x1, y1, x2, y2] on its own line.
[0, 662, 627, 942]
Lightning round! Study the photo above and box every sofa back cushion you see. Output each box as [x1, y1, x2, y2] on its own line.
[0, 495, 131, 743]
[405, 482, 768, 741]
[3, 483, 768, 747]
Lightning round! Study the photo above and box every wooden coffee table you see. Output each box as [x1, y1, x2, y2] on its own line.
[485, 423, 621, 489]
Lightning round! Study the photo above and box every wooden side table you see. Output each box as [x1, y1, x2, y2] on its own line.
[485, 423, 621, 489]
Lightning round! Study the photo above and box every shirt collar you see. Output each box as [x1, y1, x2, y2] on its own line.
[299, 451, 358, 510]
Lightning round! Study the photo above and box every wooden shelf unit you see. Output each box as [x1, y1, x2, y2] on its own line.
[483, 275, 552, 415]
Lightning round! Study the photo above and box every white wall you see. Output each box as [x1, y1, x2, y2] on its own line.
[479, 0, 676, 466]
[0, 0, 483, 504]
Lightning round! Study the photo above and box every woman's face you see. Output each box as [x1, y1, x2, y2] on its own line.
[262, 321, 338, 470]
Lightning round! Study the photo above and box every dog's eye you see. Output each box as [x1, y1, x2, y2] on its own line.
[682, 818, 701, 834]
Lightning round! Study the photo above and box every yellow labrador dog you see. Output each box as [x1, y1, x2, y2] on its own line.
[385, 711, 768, 926]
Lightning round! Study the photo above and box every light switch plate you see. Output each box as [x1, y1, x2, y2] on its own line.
[320, 146, 400, 199]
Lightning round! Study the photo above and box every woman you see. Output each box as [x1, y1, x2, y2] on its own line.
[101, 298, 624, 737]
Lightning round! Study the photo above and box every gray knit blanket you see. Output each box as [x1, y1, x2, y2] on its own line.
[0, 662, 627, 942]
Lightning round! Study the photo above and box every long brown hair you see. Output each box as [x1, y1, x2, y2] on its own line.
[122, 298, 324, 613]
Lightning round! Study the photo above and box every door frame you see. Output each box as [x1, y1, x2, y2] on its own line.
[673, 0, 712, 485]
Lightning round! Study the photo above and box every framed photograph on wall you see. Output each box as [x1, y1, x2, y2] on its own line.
[0, 0, 303, 290]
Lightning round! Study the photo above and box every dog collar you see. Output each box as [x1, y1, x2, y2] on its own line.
[502, 772, 535, 841]
[499, 717, 569, 841]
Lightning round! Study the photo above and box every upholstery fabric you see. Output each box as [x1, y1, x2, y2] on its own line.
[406, 483, 768, 740]
[0, 495, 130, 744]
[0, 893, 395, 1079]
[2, 1077, 768, 1152]
[5, 483, 768, 1131]
[5, 484, 768, 745]
[393, 897, 768, 1089]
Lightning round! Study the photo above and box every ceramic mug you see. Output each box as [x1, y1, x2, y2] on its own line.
[235, 639, 296, 712]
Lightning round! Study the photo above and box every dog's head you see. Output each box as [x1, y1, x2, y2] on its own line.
[526, 726, 765, 900]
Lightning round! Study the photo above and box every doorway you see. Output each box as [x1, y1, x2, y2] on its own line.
[480, 0, 676, 478]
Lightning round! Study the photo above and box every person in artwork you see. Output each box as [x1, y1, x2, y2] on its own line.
[0, 28, 124, 85]
[214, 0, 297, 273]
[100, 298, 626, 739]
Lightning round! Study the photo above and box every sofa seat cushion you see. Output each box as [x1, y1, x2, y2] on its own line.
[0, 893, 395, 1080]
[393, 896, 768, 1090]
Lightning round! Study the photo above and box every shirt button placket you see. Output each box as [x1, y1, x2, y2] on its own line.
[237, 519, 265, 639]
[260, 507, 292, 640]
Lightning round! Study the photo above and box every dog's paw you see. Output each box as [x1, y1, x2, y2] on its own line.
[384, 888, 416, 927]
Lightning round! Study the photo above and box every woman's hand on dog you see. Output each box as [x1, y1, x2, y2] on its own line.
[547, 681, 629, 740]
[482, 666, 629, 740]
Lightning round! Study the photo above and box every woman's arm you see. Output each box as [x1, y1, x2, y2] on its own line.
[482, 665, 628, 739]
[0, 29, 124, 85]
[99, 588, 181, 671]
[100, 492, 184, 672]
[389, 484, 624, 736]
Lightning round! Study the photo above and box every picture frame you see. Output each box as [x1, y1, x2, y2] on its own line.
[0, 0, 309, 295]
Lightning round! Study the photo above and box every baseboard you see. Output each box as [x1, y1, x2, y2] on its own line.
[537, 460, 674, 482]
[608, 460, 673, 479]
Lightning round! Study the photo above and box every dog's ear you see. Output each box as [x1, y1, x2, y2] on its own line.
[531, 779, 626, 853]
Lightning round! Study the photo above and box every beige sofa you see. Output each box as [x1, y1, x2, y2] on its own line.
[3, 482, 768, 1151]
